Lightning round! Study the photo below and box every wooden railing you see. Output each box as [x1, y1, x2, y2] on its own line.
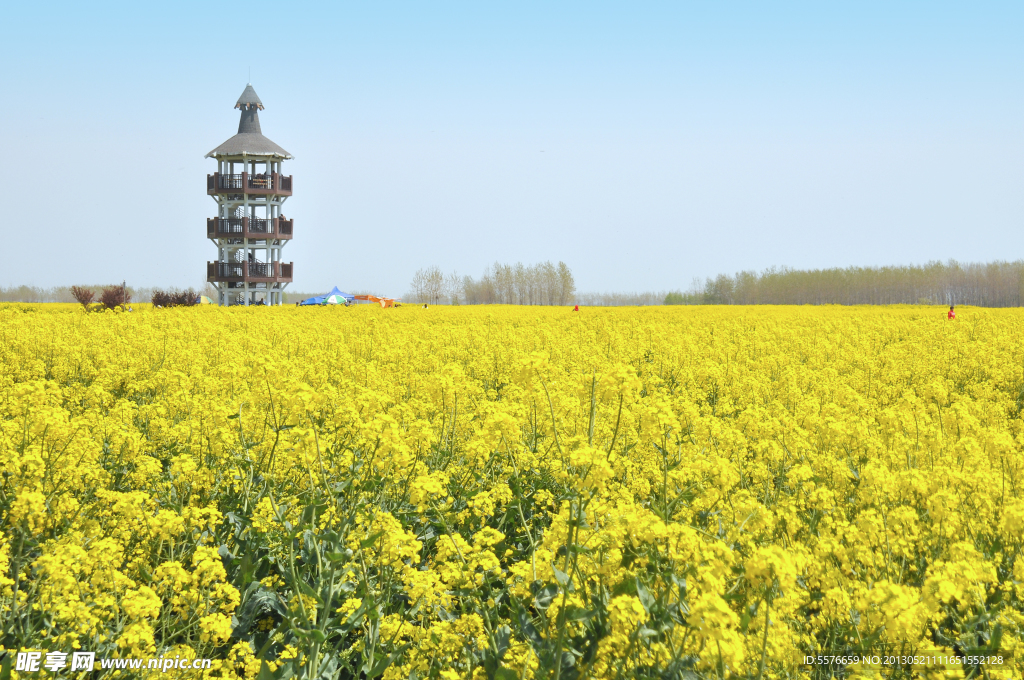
[207, 173, 293, 196]
[206, 218, 293, 239]
[248, 174, 273, 190]
[207, 261, 294, 282]
[248, 262, 273, 278]
[218, 174, 244, 190]
[212, 262, 245, 278]
[209, 218, 245, 234]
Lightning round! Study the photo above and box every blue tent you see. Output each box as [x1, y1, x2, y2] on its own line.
[299, 287, 355, 306]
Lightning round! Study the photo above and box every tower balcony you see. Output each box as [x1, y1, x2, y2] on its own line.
[207, 261, 294, 283]
[206, 172, 293, 196]
[207, 217, 294, 240]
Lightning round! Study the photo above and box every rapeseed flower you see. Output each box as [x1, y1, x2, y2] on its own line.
[0, 303, 1021, 677]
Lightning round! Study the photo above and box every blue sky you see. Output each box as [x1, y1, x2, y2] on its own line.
[1, 2, 1021, 295]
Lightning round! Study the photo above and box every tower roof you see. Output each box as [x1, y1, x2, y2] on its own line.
[235, 84, 264, 110]
[206, 84, 292, 159]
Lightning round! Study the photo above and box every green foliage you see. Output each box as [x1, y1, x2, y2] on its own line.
[679, 260, 1024, 306]
[663, 291, 703, 305]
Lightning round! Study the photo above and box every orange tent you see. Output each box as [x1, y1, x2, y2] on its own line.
[353, 295, 399, 309]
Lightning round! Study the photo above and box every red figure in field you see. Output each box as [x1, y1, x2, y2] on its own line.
[573, 305, 579, 312]
[948, 305, 956, 320]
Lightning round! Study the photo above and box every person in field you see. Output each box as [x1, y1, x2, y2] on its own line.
[573, 305, 579, 312]
[948, 305, 956, 320]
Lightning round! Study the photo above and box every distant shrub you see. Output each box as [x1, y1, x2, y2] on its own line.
[664, 291, 685, 305]
[70, 286, 95, 309]
[152, 288, 197, 308]
[100, 286, 131, 311]
[173, 289, 198, 307]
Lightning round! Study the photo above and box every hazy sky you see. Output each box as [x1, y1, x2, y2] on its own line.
[2, 2, 1021, 295]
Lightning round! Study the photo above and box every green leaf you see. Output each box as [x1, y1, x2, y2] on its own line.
[297, 580, 324, 606]
[494, 624, 511, 658]
[342, 600, 369, 629]
[611, 579, 638, 598]
[636, 578, 655, 612]
[620, 543, 639, 569]
[564, 606, 596, 622]
[256, 660, 275, 680]
[533, 584, 559, 610]
[552, 566, 571, 587]
[359, 530, 386, 549]
[495, 669, 519, 680]
[515, 604, 544, 647]
[364, 644, 411, 679]
[638, 625, 659, 638]
[233, 587, 288, 636]
[989, 622, 1003, 652]
[739, 610, 752, 633]
[301, 503, 327, 525]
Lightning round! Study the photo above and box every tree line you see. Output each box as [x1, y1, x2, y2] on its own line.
[6, 259, 1023, 308]
[409, 262, 576, 305]
[666, 260, 1024, 307]
[576, 291, 665, 307]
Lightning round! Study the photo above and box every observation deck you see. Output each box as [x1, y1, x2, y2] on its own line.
[207, 261, 294, 283]
[206, 217, 293, 240]
[206, 172, 293, 196]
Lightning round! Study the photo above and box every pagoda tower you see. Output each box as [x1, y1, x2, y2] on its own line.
[206, 84, 294, 306]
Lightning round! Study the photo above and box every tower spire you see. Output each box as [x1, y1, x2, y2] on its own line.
[235, 84, 264, 134]
[235, 84, 264, 110]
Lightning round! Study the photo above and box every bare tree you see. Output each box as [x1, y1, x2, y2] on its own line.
[557, 261, 575, 305]
[494, 263, 513, 304]
[410, 266, 445, 305]
[578, 291, 665, 306]
[444, 271, 463, 304]
[666, 260, 1024, 307]
[438, 261, 578, 306]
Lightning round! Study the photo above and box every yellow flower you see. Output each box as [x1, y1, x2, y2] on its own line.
[199, 613, 233, 645]
[3, 302, 1024, 675]
[121, 585, 162, 619]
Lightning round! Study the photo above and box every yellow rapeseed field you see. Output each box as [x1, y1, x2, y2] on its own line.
[1, 303, 1022, 679]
